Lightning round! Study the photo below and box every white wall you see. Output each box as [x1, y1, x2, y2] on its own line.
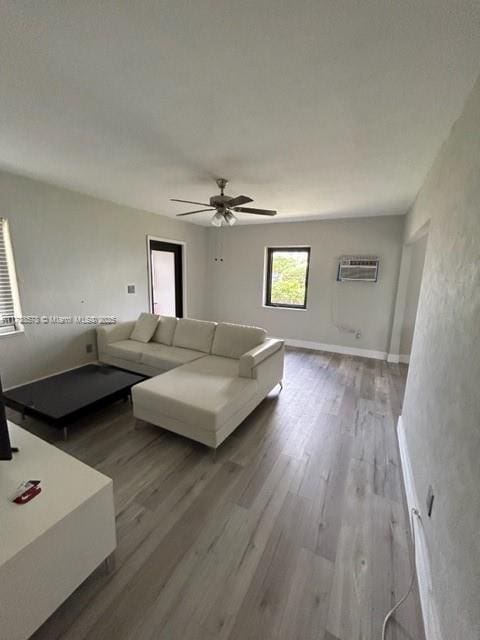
[207, 215, 404, 356]
[402, 75, 480, 640]
[399, 233, 427, 356]
[0, 171, 209, 387]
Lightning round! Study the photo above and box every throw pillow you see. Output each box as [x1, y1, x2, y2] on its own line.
[130, 312, 159, 343]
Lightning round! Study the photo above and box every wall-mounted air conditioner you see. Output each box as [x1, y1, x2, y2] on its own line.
[337, 255, 379, 282]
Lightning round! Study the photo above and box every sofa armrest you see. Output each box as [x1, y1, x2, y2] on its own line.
[239, 338, 284, 378]
[96, 321, 136, 354]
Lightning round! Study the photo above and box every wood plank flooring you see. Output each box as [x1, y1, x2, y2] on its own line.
[8, 349, 425, 640]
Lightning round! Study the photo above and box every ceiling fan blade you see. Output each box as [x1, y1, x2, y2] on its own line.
[176, 208, 215, 216]
[232, 207, 277, 216]
[227, 195, 253, 207]
[171, 198, 212, 207]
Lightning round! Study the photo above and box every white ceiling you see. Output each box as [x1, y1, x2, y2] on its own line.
[1, 2, 479, 225]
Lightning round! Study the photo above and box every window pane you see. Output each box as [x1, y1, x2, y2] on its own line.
[0, 218, 21, 333]
[269, 249, 309, 307]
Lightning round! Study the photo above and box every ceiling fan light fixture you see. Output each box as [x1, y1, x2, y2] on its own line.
[172, 179, 277, 222]
[224, 211, 237, 226]
[211, 212, 223, 227]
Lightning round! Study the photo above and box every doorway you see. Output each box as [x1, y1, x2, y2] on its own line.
[148, 239, 184, 317]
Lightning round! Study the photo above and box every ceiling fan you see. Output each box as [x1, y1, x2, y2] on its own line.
[171, 178, 277, 226]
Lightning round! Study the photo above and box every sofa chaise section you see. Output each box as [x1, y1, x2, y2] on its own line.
[132, 331, 284, 449]
[131, 356, 257, 448]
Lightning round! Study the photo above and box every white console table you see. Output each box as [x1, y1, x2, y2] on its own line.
[0, 422, 116, 640]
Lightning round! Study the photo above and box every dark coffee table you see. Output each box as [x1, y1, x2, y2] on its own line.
[3, 364, 146, 439]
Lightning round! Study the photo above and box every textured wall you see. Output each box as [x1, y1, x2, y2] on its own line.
[402, 75, 480, 640]
[206, 215, 404, 354]
[399, 234, 427, 356]
[0, 171, 209, 387]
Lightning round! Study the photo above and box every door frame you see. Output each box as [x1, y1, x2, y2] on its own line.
[146, 235, 187, 317]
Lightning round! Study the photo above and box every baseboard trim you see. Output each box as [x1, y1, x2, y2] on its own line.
[284, 338, 387, 361]
[387, 353, 410, 364]
[397, 416, 443, 640]
[4, 360, 99, 391]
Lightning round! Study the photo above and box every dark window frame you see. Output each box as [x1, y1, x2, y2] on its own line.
[265, 246, 311, 309]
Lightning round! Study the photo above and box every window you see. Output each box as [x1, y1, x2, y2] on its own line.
[265, 247, 311, 309]
[0, 218, 22, 335]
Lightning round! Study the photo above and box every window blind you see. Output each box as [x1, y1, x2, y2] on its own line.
[0, 218, 17, 334]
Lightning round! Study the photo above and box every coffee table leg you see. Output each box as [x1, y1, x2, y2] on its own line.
[63, 426, 68, 441]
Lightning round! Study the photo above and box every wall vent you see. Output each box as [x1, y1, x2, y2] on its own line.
[337, 256, 379, 282]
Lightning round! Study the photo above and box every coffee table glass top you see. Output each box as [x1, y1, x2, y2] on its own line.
[3, 364, 145, 422]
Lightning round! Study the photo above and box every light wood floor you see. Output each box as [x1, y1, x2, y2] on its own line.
[10, 349, 425, 640]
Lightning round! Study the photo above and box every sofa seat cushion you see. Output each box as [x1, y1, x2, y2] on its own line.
[132, 356, 258, 431]
[139, 343, 206, 371]
[173, 318, 217, 353]
[211, 322, 267, 359]
[104, 339, 145, 363]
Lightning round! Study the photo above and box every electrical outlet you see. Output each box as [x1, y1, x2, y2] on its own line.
[355, 330, 361, 339]
[86, 343, 93, 354]
[127, 284, 135, 294]
[426, 485, 434, 517]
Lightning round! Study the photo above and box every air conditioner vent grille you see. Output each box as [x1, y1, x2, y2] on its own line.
[337, 255, 379, 282]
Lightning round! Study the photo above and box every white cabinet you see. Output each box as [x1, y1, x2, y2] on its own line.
[0, 422, 116, 640]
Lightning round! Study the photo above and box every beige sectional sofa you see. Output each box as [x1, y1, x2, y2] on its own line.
[97, 316, 284, 448]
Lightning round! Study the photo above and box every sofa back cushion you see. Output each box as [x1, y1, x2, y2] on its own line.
[152, 316, 177, 346]
[130, 312, 159, 343]
[173, 318, 217, 354]
[211, 322, 267, 359]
